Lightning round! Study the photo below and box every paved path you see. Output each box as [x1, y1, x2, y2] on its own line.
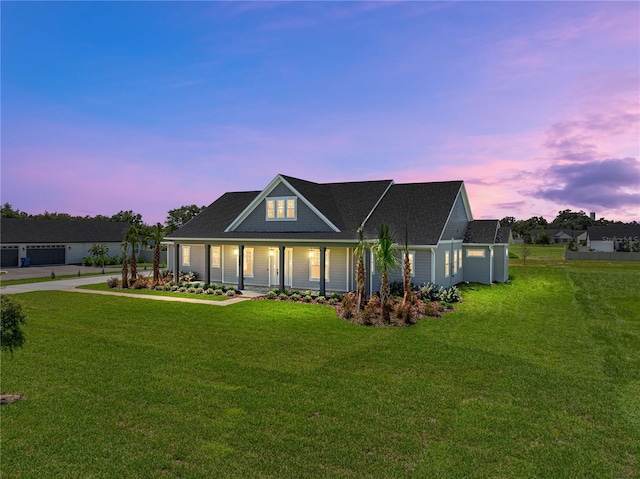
[1, 273, 264, 306]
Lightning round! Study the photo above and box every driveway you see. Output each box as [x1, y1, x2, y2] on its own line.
[0, 265, 122, 281]
[1, 273, 123, 294]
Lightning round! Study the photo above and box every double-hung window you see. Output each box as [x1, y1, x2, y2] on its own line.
[444, 250, 450, 278]
[210, 246, 221, 268]
[182, 246, 191, 266]
[266, 197, 297, 220]
[309, 248, 330, 281]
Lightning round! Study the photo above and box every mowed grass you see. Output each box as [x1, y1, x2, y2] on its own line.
[1, 261, 639, 478]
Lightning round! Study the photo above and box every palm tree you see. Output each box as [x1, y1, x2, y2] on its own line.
[127, 225, 139, 282]
[402, 226, 413, 307]
[120, 240, 129, 289]
[150, 223, 165, 284]
[371, 224, 399, 322]
[353, 227, 369, 312]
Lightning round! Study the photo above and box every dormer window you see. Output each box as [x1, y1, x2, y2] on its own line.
[266, 197, 297, 221]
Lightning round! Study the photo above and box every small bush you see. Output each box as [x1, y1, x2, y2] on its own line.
[155, 285, 164, 291]
[279, 293, 289, 301]
[214, 289, 223, 296]
[187, 287, 197, 294]
[107, 277, 119, 288]
[205, 288, 215, 295]
[316, 296, 326, 304]
[302, 294, 313, 303]
[195, 287, 204, 294]
[1, 295, 27, 354]
[50, 271, 56, 280]
[178, 287, 187, 293]
[82, 256, 94, 267]
[132, 277, 149, 290]
[340, 292, 356, 319]
[305, 290, 313, 297]
[267, 291, 278, 299]
[290, 293, 301, 301]
[226, 289, 236, 297]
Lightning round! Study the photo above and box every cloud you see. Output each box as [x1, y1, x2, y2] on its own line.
[534, 157, 640, 209]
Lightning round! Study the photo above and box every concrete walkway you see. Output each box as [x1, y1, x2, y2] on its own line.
[0, 270, 264, 306]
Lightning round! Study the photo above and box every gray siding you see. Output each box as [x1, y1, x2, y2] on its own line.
[290, 247, 348, 293]
[234, 183, 333, 233]
[441, 192, 469, 241]
[493, 245, 509, 283]
[462, 246, 492, 284]
[180, 244, 205, 280]
[433, 243, 463, 286]
[370, 249, 433, 294]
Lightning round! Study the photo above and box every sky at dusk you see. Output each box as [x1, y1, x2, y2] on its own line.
[2, 1, 639, 225]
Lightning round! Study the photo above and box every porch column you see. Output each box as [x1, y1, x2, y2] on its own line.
[279, 245, 285, 291]
[237, 244, 244, 290]
[319, 246, 326, 296]
[204, 244, 211, 285]
[174, 243, 180, 280]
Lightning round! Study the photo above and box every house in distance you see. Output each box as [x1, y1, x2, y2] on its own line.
[164, 174, 509, 294]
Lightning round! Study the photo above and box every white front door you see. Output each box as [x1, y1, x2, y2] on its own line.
[269, 248, 279, 287]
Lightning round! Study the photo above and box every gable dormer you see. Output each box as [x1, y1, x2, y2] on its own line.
[225, 175, 340, 233]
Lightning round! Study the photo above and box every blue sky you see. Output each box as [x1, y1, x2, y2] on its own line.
[2, 1, 638, 224]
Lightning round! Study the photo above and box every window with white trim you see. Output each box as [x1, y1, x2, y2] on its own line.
[445, 250, 450, 278]
[466, 249, 486, 258]
[182, 246, 190, 266]
[266, 197, 297, 220]
[309, 248, 330, 281]
[243, 248, 254, 277]
[211, 246, 221, 268]
[458, 249, 463, 269]
[406, 251, 415, 277]
[453, 250, 458, 275]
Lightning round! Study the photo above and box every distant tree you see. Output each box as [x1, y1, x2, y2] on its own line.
[1, 296, 27, 355]
[513, 216, 549, 242]
[534, 231, 552, 245]
[1, 203, 29, 219]
[550, 209, 597, 230]
[500, 216, 516, 227]
[521, 243, 530, 266]
[111, 210, 145, 229]
[88, 244, 110, 269]
[165, 205, 206, 234]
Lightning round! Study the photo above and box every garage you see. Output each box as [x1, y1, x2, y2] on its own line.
[1, 247, 19, 268]
[26, 245, 66, 265]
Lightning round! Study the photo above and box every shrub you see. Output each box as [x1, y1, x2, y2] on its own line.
[302, 294, 313, 303]
[179, 271, 198, 282]
[361, 295, 380, 325]
[107, 277, 119, 288]
[340, 292, 356, 319]
[50, 271, 56, 280]
[226, 289, 236, 297]
[267, 291, 278, 299]
[178, 287, 187, 293]
[1, 295, 27, 354]
[132, 277, 149, 289]
[316, 296, 326, 304]
[213, 289, 223, 296]
[195, 287, 204, 294]
[389, 280, 404, 297]
[279, 293, 288, 301]
[420, 282, 443, 302]
[440, 286, 461, 303]
[205, 288, 215, 295]
[82, 256, 94, 267]
[305, 290, 313, 297]
[155, 285, 164, 291]
[328, 298, 338, 306]
[187, 287, 197, 294]
[330, 291, 343, 301]
[290, 293, 301, 301]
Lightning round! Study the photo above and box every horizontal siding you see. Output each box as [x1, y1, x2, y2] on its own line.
[442, 192, 469, 241]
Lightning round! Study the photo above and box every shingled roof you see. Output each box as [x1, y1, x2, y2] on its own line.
[464, 220, 501, 244]
[0, 219, 129, 244]
[167, 175, 467, 245]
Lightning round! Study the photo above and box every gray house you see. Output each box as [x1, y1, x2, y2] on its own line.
[0, 219, 128, 267]
[587, 224, 640, 252]
[164, 174, 509, 293]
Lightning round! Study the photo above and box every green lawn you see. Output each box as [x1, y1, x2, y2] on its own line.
[2, 262, 639, 478]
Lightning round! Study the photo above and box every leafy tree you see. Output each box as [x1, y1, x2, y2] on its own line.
[500, 216, 516, 227]
[371, 224, 399, 323]
[521, 243, 530, 266]
[353, 227, 369, 312]
[1, 203, 29, 219]
[165, 205, 206, 234]
[111, 210, 145, 229]
[1, 296, 27, 354]
[534, 231, 552, 245]
[88, 244, 110, 269]
[512, 216, 549, 242]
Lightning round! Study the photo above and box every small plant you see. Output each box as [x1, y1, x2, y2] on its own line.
[267, 290, 278, 299]
[290, 293, 301, 301]
[78, 270, 81, 277]
[107, 277, 119, 288]
[195, 287, 204, 294]
[328, 297, 338, 306]
[302, 294, 313, 303]
[305, 290, 313, 297]
[155, 285, 164, 291]
[171, 285, 179, 292]
[226, 289, 236, 297]
[132, 277, 149, 289]
[279, 292, 289, 301]
[1, 295, 27, 354]
[187, 287, 197, 294]
[316, 296, 326, 304]
[50, 271, 56, 280]
[340, 293, 356, 319]
[214, 289, 223, 296]
[205, 288, 215, 295]
[178, 287, 187, 293]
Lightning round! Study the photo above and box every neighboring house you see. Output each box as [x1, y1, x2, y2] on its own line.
[530, 228, 586, 244]
[164, 174, 509, 293]
[587, 224, 640, 252]
[0, 219, 129, 267]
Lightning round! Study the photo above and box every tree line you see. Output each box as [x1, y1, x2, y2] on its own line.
[501, 209, 637, 242]
[1, 203, 206, 235]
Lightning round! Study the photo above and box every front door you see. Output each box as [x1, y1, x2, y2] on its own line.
[269, 248, 279, 287]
